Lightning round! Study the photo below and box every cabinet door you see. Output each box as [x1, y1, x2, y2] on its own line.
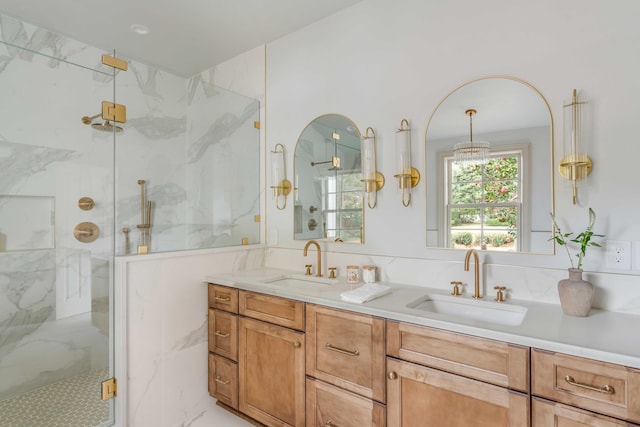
[239, 316, 305, 427]
[306, 304, 386, 402]
[208, 308, 238, 361]
[306, 378, 386, 427]
[387, 357, 530, 427]
[208, 353, 238, 410]
[533, 397, 638, 426]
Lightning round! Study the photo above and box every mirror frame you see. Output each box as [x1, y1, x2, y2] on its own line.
[293, 113, 364, 244]
[424, 76, 555, 253]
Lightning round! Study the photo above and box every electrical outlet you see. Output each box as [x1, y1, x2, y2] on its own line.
[605, 240, 631, 270]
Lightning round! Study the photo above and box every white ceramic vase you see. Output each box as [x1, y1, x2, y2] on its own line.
[557, 268, 594, 317]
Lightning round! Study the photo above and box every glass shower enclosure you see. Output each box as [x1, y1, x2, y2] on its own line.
[0, 12, 260, 426]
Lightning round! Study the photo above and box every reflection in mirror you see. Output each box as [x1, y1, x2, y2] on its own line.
[294, 114, 363, 243]
[425, 77, 553, 253]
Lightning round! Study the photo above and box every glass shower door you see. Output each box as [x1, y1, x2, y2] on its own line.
[0, 24, 116, 426]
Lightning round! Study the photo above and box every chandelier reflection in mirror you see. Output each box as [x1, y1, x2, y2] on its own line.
[454, 109, 491, 165]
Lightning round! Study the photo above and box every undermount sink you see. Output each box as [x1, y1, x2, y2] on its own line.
[261, 274, 337, 290]
[406, 293, 527, 326]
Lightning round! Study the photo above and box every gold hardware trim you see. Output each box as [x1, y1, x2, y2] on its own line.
[102, 54, 128, 71]
[122, 227, 130, 254]
[254, 121, 261, 129]
[328, 267, 337, 279]
[388, 371, 398, 380]
[78, 197, 95, 210]
[450, 281, 462, 296]
[74, 222, 99, 243]
[325, 343, 359, 356]
[215, 331, 230, 338]
[137, 245, 148, 255]
[214, 295, 231, 303]
[493, 286, 507, 302]
[565, 375, 615, 394]
[293, 341, 301, 348]
[254, 215, 261, 222]
[242, 237, 249, 245]
[102, 101, 127, 123]
[215, 376, 231, 385]
[101, 377, 117, 400]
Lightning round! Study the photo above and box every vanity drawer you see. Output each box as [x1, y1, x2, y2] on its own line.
[532, 349, 640, 423]
[532, 397, 639, 426]
[208, 284, 238, 313]
[208, 308, 238, 361]
[239, 290, 305, 331]
[306, 304, 386, 402]
[386, 320, 529, 392]
[208, 353, 238, 410]
[306, 377, 386, 427]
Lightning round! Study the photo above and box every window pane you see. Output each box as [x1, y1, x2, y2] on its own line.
[452, 163, 483, 182]
[483, 207, 517, 250]
[341, 173, 363, 192]
[341, 192, 362, 209]
[339, 210, 362, 229]
[483, 179, 518, 203]
[484, 156, 519, 180]
[451, 182, 482, 204]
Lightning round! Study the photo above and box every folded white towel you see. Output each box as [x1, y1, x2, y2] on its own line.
[340, 283, 392, 304]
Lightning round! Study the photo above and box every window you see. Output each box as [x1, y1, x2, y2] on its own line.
[323, 172, 363, 242]
[445, 149, 523, 251]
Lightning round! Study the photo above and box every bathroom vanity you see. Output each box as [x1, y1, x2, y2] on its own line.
[206, 270, 640, 426]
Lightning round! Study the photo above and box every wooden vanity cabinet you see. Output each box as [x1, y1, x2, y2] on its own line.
[238, 291, 306, 427]
[533, 397, 640, 426]
[306, 304, 386, 402]
[386, 320, 530, 426]
[532, 349, 640, 425]
[207, 284, 239, 409]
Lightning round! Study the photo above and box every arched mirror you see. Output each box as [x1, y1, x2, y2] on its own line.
[425, 77, 554, 253]
[294, 114, 363, 243]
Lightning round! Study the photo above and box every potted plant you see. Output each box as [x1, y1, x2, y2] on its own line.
[550, 208, 604, 316]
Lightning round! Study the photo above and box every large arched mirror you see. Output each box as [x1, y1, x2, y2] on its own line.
[294, 114, 363, 243]
[425, 77, 554, 253]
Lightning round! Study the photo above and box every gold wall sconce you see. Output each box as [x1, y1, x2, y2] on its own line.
[271, 143, 292, 210]
[361, 127, 385, 209]
[394, 119, 420, 207]
[560, 89, 592, 204]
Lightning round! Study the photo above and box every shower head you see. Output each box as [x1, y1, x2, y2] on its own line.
[82, 114, 123, 133]
[92, 120, 123, 133]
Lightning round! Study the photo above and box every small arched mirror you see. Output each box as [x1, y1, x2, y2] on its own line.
[294, 114, 363, 243]
[425, 77, 554, 253]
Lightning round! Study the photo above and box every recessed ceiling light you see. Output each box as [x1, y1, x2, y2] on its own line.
[130, 24, 150, 35]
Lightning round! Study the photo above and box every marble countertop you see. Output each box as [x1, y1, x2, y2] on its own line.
[204, 268, 640, 369]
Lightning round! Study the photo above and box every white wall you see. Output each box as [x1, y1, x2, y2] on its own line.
[263, 0, 640, 310]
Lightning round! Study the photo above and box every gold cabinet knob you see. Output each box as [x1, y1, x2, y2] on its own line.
[388, 371, 398, 380]
[293, 341, 301, 348]
[78, 197, 95, 210]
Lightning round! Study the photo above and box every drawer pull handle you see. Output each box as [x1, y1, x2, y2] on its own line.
[325, 343, 359, 356]
[325, 421, 339, 427]
[215, 376, 230, 385]
[214, 295, 231, 303]
[564, 375, 615, 394]
[215, 330, 230, 338]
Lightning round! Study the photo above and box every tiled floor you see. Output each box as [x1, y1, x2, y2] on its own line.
[0, 368, 111, 427]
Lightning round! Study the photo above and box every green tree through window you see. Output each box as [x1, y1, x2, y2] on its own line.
[447, 151, 522, 251]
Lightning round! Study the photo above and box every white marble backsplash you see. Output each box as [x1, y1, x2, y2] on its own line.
[265, 247, 640, 315]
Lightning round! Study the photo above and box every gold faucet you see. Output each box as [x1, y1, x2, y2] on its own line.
[303, 240, 322, 277]
[464, 248, 482, 299]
